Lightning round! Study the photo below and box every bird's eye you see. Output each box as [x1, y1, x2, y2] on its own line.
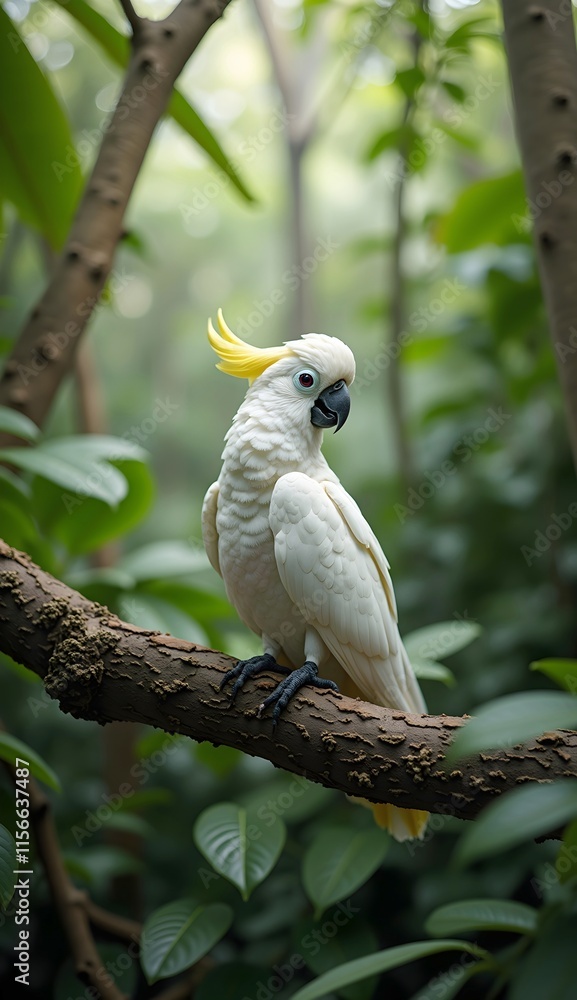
[293, 369, 320, 394]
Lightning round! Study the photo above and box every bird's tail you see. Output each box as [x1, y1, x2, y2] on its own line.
[349, 796, 429, 842]
[340, 648, 429, 841]
[370, 802, 429, 842]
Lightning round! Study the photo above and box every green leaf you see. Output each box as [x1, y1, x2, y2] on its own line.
[119, 592, 209, 645]
[436, 171, 528, 252]
[193, 802, 286, 901]
[50, 0, 254, 203]
[0, 405, 39, 443]
[508, 913, 577, 1000]
[0, 7, 82, 248]
[426, 898, 538, 937]
[290, 940, 489, 1000]
[364, 127, 403, 162]
[33, 458, 154, 555]
[0, 435, 146, 508]
[455, 779, 577, 866]
[195, 742, 242, 778]
[0, 499, 37, 550]
[141, 898, 232, 984]
[395, 67, 425, 100]
[444, 16, 499, 51]
[558, 817, 577, 884]
[432, 119, 479, 151]
[411, 658, 456, 686]
[531, 659, 577, 693]
[240, 774, 336, 825]
[404, 620, 481, 662]
[301, 917, 379, 1000]
[0, 824, 16, 908]
[0, 465, 31, 502]
[119, 541, 209, 581]
[448, 691, 577, 761]
[303, 827, 388, 919]
[0, 733, 60, 791]
[409, 960, 485, 1000]
[441, 80, 467, 104]
[168, 91, 254, 202]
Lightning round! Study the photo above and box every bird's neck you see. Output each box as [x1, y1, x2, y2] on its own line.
[220, 394, 329, 488]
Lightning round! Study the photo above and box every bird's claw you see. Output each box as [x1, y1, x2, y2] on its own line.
[219, 653, 289, 704]
[258, 660, 339, 729]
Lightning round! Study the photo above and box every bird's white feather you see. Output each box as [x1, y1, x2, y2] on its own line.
[270, 473, 426, 713]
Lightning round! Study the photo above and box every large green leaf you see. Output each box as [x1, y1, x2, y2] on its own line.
[300, 917, 379, 1000]
[0, 405, 39, 443]
[0, 824, 16, 908]
[508, 914, 577, 1000]
[49, 0, 254, 202]
[119, 592, 209, 645]
[531, 659, 577, 693]
[411, 658, 456, 687]
[558, 817, 577, 884]
[0, 7, 82, 247]
[0, 435, 147, 509]
[193, 802, 286, 901]
[436, 171, 528, 252]
[302, 827, 388, 919]
[240, 773, 336, 825]
[0, 499, 37, 550]
[408, 961, 485, 1000]
[33, 458, 154, 555]
[426, 898, 538, 937]
[119, 541, 209, 581]
[448, 691, 577, 760]
[140, 898, 233, 984]
[290, 940, 489, 1000]
[455, 779, 577, 866]
[0, 733, 61, 792]
[404, 620, 481, 662]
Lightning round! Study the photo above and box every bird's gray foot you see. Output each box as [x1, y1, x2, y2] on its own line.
[219, 653, 290, 703]
[257, 660, 339, 729]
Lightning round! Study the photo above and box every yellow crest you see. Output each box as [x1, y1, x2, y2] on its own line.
[208, 309, 291, 383]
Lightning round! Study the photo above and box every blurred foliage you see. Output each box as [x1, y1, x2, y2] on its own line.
[1, 0, 577, 997]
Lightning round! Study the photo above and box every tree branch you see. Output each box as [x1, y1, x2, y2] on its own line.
[0, 0, 232, 438]
[501, 0, 577, 475]
[1, 540, 576, 822]
[118, 0, 141, 35]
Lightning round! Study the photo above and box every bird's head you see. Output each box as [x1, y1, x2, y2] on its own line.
[208, 310, 355, 433]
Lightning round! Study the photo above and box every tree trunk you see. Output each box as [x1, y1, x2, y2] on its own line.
[501, 0, 577, 474]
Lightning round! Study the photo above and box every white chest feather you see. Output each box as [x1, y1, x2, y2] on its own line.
[215, 399, 337, 647]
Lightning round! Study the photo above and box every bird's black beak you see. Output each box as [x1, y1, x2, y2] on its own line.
[311, 380, 350, 432]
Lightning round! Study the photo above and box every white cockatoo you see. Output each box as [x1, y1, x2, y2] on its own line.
[202, 311, 428, 841]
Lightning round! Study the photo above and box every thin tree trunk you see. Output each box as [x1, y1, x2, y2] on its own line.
[501, 0, 577, 474]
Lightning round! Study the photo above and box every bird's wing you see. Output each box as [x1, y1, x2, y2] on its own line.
[270, 472, 426, 713]
[201, 481, 221, 576]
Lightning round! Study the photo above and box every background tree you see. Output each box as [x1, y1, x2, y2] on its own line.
[1, 0, 577, 998]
